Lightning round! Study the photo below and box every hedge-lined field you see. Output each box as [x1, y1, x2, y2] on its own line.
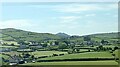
[22, 61, 118, 65]
[39, 52, 113, 60]
[0, 54, 10, 59]
[31, 51, 68, 57]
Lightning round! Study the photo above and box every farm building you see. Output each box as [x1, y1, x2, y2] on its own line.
[17, 49, 33, 52]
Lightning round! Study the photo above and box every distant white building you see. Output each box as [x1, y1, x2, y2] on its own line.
[19, 44, 29, 49]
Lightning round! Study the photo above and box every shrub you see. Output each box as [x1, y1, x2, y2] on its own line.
[52, 54, 58, 56]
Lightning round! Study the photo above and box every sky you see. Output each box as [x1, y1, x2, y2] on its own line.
[0, 2, 118, 36]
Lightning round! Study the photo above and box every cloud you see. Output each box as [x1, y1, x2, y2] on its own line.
[113, 14, 118, 17]
[1, 0, 119, 3]
[49, 16, 82, 30]
[83, 20, 118, 33]
[0, 19, 33, 29]
[85, 14, 96, 17]
[59, 16, 82, 23]
[53, 3, 118, 13]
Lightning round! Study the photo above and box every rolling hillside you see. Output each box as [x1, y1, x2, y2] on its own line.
[0, 28, 61, 42]
[0, 28, 119, 42]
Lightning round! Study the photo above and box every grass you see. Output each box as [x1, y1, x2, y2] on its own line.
[0, 46, 17, 48]
[0, 54, 10, 59]
[113, 50, 119, 58]
[39, 52, 113, 60]
[2, 41, 19, 46]
[31, 51, 68, 58]
[103, 45, 116, 49]
[22, 61, 118, 65]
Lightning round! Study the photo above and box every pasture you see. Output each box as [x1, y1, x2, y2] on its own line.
[22, 61, 118, 65]
[30, 51, 68, 58]
[39, 52, 114, 60]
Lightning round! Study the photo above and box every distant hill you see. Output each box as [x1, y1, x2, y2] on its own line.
[89, 32, 118, 38]
[0, 28, 118, 42]
[56, 32, 70, 38]
[83, 32, 119, 42]
[0, 28, 61, 42]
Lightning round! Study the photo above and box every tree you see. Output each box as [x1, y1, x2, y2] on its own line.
[42, 43, 47, 47]
[114, 46, 118, 51]
[76, 48, 80, 53]
[63, 40, 69, 45]
[84, 36, 91, 41]
[88, 49, 90, 52]
[96, 45, 104, 51]
[54, 41, 59, 45]
[17, 40, 25, 45]
[101, 40, 105, 45]
[10, 43, 15, 46]
[23, 53, 31, 58]
[99, 45, 103, 49]
[68, 49, 73, 54]
[58, 42, 68, 49]
[69, 44, 75, 49]
[31, 55, 35, 60]
[101, 40, 109, 45]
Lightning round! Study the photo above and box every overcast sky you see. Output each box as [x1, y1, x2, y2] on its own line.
[0, 2, 118, 36]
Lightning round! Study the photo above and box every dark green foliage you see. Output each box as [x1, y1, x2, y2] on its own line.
[84, 36, 91, 41]
[31, 55, 35, 60]
[68, 49, 74, 54]
[41, 43, 47, 47]
[58, 43, 68, 49]
[76, 48, 80, 53]
[54, 41, 59, 45]
[10, 43, 15, 46]
[101, 40, 109, 45]
[52, 54, 59, 56]
[114, 46, 119, 50]
[23, 53, 31, 58]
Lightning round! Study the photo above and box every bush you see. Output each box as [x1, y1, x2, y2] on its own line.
[38, 56, 48, 58]
[68, 49, 73, 54]
[59, 54, 64, 56]
[52, 54, 58, 56]
[114, 46, 119, 50]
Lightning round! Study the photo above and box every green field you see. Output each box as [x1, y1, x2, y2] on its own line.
[0, 46, 17, 48]
[31, 51, 68, 57]
[113, 50, 119, 58]
[22, 61, 118, 65]
[39, 52, 114, 60]
[0, 54, 10, 65]
[2, 41, 19, 46]
[0, 54, 10, 59]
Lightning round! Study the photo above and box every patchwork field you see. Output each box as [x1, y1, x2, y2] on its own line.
[39, 52, 114, 60]
[22, 61, 118, 65]
[31, 51, 68, 57]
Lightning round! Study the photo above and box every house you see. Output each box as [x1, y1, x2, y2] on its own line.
[29, 44, 43, 49]
[8, 55, 23, 65]
[17, 49, 33, 52]
[19, 45, 29, 49]
[0, 48, 11, 52]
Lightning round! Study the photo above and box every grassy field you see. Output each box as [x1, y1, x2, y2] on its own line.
[22, 61, 118, 65]
[39, 52, 113, 60]
[31, 51, 68, 57]
[0, 54, 10, 65]
[0, 46, 17, 48]
[0, 54, 10, 59]
[0, 51, 67, 58]
[113, 50, 119, 58]
[2, 41, 19, 45]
